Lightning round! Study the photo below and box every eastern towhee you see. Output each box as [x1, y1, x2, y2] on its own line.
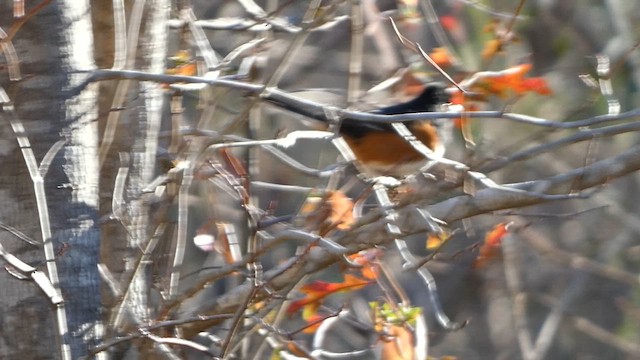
[264, 83, 451, 177]
[338, 83, 450, 177]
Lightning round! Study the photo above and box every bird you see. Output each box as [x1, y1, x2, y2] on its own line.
[262, 83, 451, 177]
[337, 83, 450, 177]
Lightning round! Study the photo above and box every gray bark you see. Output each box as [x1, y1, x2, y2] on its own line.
[0, 1, 100, 358]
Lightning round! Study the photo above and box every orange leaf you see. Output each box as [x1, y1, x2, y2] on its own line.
[481, 19, 519, 61]
[171, 50, 191, 64]
[485, 223, 508, 247]
[429, 47, 454, 68]
[346, 249, 382, 280]
[426, 231, 451, 250]
[288, 274, 372, 316]
[165, 50, 196, 76]
[482, 39, 504, 60]
[426, 235, 442, 250]
[510, 63, 532, 76]
[285, 341, 310, 357]
[450, 91, 466, 129]
[448, 90, 476, 145]
[301, 191, 355, 235]
[166, 62, 197, 77]
[450, 90, 466, 105]
[485, 64, 531, 96]
[474, 223, 509, 268]
[326, 191, 355, 230]
[360, 265, 379, 281]
[474, 64, 552, 99]
[164, 50, 197, 88]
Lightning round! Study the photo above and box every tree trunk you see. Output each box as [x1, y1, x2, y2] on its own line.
[0, 1, 100, 358]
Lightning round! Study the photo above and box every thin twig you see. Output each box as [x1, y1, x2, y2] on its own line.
[78, 69, 639, 130]
[418, 0, 462, 67]
[174, 137, 640, 335]
[98, 0, 148, 169]
[109, 223, 167, 330]
[3, 0, 54, 42]
[389, 17, 462, 91]
[167, 141, 199, 298]
[479, 120, 640, 173]
[373, 184, 464, 331]
[112, 0, 127, 69]
[502, 231, 535, 359]
[522, 227, 639, 286]
[0, 222, 40, 246]
[183, 8, 221, 70]
[0, 89, 71, 359]
[38, 140, 66, 177]
[219, 284, 258, 357]
[347, 0, 364, 105]
[572, 317, 640, 356]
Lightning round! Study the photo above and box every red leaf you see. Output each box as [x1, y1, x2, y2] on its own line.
[521, 77, 553, 95]
[439, 15, 460, 33]
[288, 274, 372, 316]
[474, 223, 509, 268]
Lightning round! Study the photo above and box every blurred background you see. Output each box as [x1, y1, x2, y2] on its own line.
[124, 0, 640, 358]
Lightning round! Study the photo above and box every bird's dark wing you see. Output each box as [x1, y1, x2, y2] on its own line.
[339, 83, 448, 138]
[370, 83, 449, 115]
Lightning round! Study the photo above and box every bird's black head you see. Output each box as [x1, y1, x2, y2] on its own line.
[404, 83, 449, 112]
[373, 83, 449, 115]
